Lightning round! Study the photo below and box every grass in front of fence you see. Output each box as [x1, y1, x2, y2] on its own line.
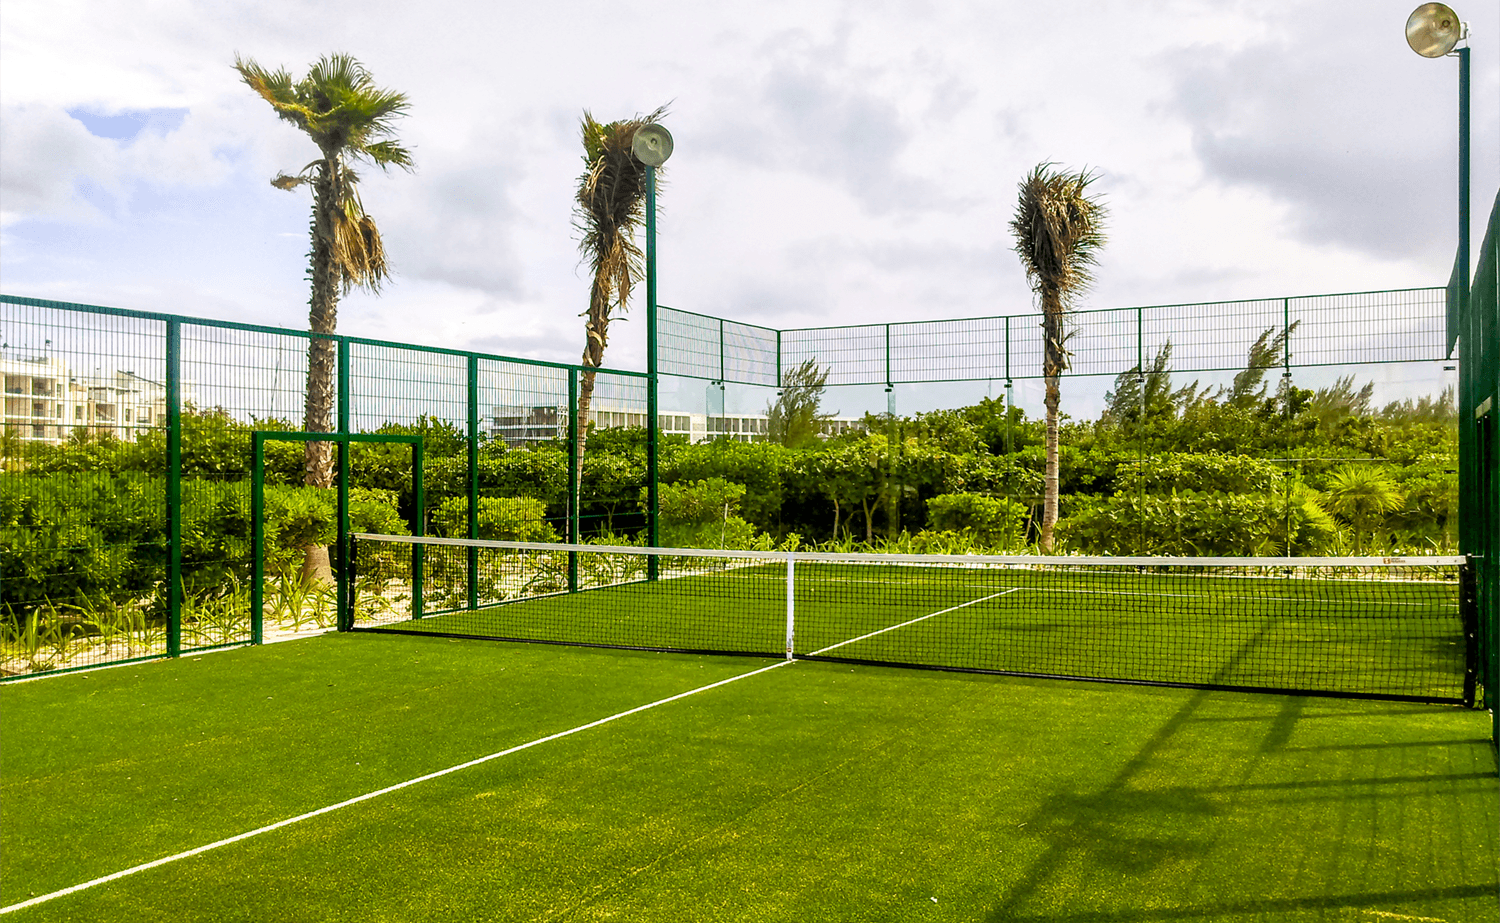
[1, 632, 1494, 921]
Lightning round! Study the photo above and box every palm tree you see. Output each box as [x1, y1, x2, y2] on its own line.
[235, 53, 413, 581]
[572, 106, 667, 488]
[1324, 464, 1404, 553]
[1010, 163, 1107, 552]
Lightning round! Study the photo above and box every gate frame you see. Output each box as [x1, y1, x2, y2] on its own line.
[250, 431, 425, 638]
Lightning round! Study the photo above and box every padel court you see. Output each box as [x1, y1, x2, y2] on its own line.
[2, 598, 1494, 921]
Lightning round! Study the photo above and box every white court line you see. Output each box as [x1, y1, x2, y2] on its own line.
[808, 588, 1020, 657]
[0, 659, 794, 916]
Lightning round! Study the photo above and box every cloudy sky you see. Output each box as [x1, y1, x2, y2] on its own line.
[2, 0, 1497, 384]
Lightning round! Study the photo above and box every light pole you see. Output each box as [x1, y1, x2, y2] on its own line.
[1406, 2, 1471, 355]
[631, 123, 673, 562]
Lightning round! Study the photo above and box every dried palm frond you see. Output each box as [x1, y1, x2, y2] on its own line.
[1010, 163, 1107, 313]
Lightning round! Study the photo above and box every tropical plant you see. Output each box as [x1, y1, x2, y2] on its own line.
[766, 359, 834, 448]
[1010, 163, 1107, 551]
[235, 53, 414, 583]
[572, 106, 668, 488]
[1322, 464, 1404, 552]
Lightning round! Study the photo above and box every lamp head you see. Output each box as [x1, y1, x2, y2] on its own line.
[631, 123, 674, 167]
[1406, 3, 1465, 57]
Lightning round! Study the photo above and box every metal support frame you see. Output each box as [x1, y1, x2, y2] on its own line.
[250, 431, 424, 635]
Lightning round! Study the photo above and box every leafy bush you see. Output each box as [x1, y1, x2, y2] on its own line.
[647, 478, 763, 550]
[0, 474, 407, 622]
[925, 493, 1028, 546]
[1059, 489, 1336, 556]
[431, 496, 557, 542]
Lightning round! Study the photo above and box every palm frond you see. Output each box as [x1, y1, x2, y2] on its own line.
[238, 53, 412, 169]
[1009, 163, 1108, 313]
[572, 105, 669, 367]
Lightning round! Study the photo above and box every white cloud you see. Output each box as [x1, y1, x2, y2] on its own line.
[0, 0, 1495, 374]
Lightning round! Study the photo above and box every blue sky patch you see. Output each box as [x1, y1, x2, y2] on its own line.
[67, 107, 188, 141]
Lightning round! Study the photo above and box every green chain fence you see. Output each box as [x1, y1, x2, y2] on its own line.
[0, 294, 647, 679]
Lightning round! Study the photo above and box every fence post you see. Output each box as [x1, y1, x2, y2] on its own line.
[467, 356, 479, 610]
[165, 318, 182, 657]
[568, 368, 579, 592]
[251, 433, 264, 644]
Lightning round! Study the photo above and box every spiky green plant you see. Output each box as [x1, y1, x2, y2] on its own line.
[1324, 464, 1404, 553]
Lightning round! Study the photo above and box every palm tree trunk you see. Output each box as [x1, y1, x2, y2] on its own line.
[1041, 372, 1061, 551]
[574, 275, 611, 501]
[574, 366, 598, 523]
[1040, 303, 1066, 552]
[301, 157, 340, 585]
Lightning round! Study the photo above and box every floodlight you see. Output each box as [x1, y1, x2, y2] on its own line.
[1406, 3, 1465, 57]
[631, 124, 674, 166]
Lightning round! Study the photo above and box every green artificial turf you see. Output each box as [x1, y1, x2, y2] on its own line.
[1, 632, 1494, 921]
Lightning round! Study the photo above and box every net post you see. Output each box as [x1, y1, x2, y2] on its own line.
[346, 533, 359, 631]
[784, 552, 796, 660]
[1462, 558, 1479, 708]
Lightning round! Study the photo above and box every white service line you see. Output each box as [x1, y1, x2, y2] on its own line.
[0, 659, 794, 916]
[808, 588, 1020, 657]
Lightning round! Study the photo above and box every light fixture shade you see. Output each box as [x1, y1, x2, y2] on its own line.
[1406, 2, 1463, 57]
[631, 124, 674, 167]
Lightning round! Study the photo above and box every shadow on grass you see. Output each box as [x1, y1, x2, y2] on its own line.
[981, 627, 1495, 921]
[990, 884, 1495, 922]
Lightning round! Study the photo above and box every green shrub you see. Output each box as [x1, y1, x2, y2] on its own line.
[1059, 489, 1336, 556]
[646, 478, 763, 550]
[431, 496, 557, 542]
[925, 493, 1027, 546]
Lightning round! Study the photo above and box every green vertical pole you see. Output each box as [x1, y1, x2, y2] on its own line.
[1281, 298, 1294, 555]
[1135, 307, 1143, 372]
[467, 356, 479, 610]
[1004, 378, 1015, 550]
[1004, 315, 1011, 382]
[251, 434, 265, 644]
[568, 369, 579, 592]
[885, 323, 897, 538]
[1283, 298, 1293, 372]
[776, 330, 782, 388]
[1458, 47, 1471, 335]
[336, 440, 350, 630]
[646, 163, 660, 573]
[413, 438, 425, 620]
[165, 318, 182, 657]
[1137, 308, 1145, 555]
[1455, 47, 1474, 582]
[885, 324, 892, 392]
[337, 339, 352, 630]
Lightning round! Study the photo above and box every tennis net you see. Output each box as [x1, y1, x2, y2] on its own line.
[349, 534, 1476, 704]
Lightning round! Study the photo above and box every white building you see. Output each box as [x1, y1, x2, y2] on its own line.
[485, 404, 861, 447]
[2, 353, 168, 446]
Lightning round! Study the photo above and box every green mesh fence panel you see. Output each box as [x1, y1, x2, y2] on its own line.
[661, 288, 1449, 388]
[0, 294, 646, 679]
[1, 302, 171, 674]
